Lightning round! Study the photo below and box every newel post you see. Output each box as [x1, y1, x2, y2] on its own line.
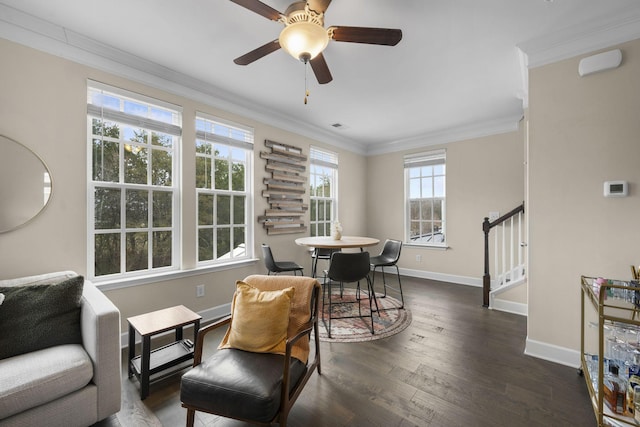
[482, 217, 491, 307]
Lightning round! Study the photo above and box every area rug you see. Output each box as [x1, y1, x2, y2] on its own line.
[318, 287, 411, 343]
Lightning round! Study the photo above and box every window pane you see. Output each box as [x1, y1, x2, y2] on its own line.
[409, 177, 420, 199]
[410, 221, 420, 239]
[232, 162, 245, 191]
[198, 194, 213, 225]
[310, 199, 317, 221]
[152, 231, 172, 268]
[215, 159, 229, 190]
[318, 201, 325, 220]
[124, 147, 148, 184]
[233, 227, 245, 256]
[126, 232, 148, 272]
[196, 140, 212, 154]
[95, 233, 120, 276]
[434, 164, 444, 175]
[92, 138, 119, 182]
[409, 200, 420, 221]
[434, 176, 445, 197]
[198, 229, 213, 261]
[95, 187, 121, 229]
[420, 200, 432, 221]
[152, 131, 173, 148]
[153, 191, 172, 227]
[433, 199, 443, 220]
[152, 149, 172, 186]
[217, 228, 231, 259]
[233, 196, 245, 224]
[421, 177, 433, 198]
[196, 157, 211, 188]
[215, 144, 229, 158]
[217, 195, 231, 225]
[421, 166, 433, 176]
[126, 189, 148, 228]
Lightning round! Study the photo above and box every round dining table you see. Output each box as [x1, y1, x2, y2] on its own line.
[294, 235, 380, 250]
[295, 236, 380, 277]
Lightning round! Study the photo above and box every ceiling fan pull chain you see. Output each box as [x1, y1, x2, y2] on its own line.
[304, 61, 309, 105]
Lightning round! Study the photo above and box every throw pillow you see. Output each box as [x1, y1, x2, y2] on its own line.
[0, 275, 84, 360]
[0, 293, 4, 305]
[219, 281, 294, 355]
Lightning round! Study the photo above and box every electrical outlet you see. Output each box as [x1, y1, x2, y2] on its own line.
[489, 211, 500, 222]
[416, 254, 422, 262]
[196, 284, 205, 298]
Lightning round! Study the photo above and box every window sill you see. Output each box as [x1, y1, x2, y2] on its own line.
[403, 243, 449, 250]
[94, 258, 259, 291]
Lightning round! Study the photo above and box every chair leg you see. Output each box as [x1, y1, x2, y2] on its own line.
[186, 409, 195, 427]
[312, 251, 319, 278]
[366, 276, 376, 334]
[372, 264, 404, 310]
[394, 264, 405, 308]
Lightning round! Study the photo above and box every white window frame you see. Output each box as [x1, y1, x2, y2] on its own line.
[404, 149, 446, 247]
[87, 81, 182, 281]
[195, 113, 254, 265]
[309, 146, 338, 237]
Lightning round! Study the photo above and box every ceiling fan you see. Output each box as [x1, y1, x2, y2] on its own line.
[230, 0, 403, 85]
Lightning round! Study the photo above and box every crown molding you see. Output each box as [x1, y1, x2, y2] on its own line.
[365, 113, 523, 156]
[517, 9, 640, 69]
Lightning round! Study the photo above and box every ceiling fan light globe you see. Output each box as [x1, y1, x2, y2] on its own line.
[279, 21, 329, 62]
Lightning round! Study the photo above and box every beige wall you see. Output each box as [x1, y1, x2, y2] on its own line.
[527, 39, 640, 352]
[366, 128, 525, 281]
[0, 38, 366, 329]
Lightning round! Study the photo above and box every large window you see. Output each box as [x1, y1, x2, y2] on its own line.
[87, 82, 181, 279]
[196, 114, 253, 264]
[405, 149, 446, 246]
[309, 147, 338, 237]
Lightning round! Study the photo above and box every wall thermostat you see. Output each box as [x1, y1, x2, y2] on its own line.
[604, 181, 628, 197]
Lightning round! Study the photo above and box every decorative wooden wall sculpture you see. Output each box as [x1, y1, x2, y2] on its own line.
[258, 139, 308, 235]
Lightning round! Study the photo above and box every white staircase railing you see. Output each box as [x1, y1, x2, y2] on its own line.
[482, 203, 525, 307]
[493, 210, 525, 288]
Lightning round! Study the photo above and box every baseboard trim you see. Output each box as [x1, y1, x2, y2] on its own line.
[399, 267, 482, 287]
[490, 298, 527, 316]
[524, 337, 580, 369]
[120, 303, 231, 349]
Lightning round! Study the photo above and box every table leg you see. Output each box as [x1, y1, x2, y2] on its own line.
[175, 326, 183, 342]
[128, 324, 135, 378]
[140, 335, 151, 400]
[193, 319, 200, 345]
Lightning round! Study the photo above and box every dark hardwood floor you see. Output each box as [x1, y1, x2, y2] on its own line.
[95, 276, 595, 427]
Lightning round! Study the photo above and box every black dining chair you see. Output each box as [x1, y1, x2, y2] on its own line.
[261, 244, 304, 276]
[370, 239, 404, 309]
[322, 251, 378, 337]
[310, 248, 339, 278]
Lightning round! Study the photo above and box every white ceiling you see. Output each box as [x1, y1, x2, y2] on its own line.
[2, 0, 640, 154]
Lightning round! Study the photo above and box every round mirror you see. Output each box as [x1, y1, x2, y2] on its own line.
[0, 135, 52, 233]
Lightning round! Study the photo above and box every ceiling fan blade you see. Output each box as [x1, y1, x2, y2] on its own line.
[329, 26, 402, 46]
[310, 53, 333, 84]
[307, 0, 332, 14]
[230, 0, 282, 21]
[234, 40, 281, 65]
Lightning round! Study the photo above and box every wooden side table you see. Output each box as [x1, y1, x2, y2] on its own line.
[127, 305, 202, 400]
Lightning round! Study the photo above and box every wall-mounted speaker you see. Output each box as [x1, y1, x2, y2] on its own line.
[578, 49, 622, 77]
